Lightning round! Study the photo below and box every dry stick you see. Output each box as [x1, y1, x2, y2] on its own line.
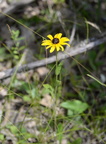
[0, 32, 106, 81]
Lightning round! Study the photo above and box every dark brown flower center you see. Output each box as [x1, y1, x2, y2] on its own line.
[52, 38, 59, 44]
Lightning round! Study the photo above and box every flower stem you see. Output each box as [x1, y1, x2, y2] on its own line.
[54, 51, 58, 133]
[55, 51, 58, 94]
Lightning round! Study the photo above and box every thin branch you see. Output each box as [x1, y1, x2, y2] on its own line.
[0, 32, 106, 81]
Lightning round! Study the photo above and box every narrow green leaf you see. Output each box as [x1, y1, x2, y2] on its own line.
[55, 62, 63, 76]
[87, 74, 106, 87]
[61, 100, 89, 114]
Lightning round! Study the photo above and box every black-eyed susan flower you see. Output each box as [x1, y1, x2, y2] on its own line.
[41, 33, 70, 53]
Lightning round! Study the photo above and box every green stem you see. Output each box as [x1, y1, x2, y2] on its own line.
[55, 51, 58, 96]
[54, 51, 58, 134]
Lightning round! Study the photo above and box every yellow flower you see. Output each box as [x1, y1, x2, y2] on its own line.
[41, 33, 70, 53]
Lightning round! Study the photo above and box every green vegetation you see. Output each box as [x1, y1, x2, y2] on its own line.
[0, 0, 106, 144]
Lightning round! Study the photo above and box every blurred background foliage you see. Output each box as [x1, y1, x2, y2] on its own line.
[0, 0, 106, 144]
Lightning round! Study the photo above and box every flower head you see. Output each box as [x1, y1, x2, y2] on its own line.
[41, 33, 70, 53]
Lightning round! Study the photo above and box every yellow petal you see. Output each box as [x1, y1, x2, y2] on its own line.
[42, 43, 49, 46]
[50, 46, 55, 53]
[56, 45, 60, 51]
[41, 40, 52, 45]
[54, 33, 62, 39]
[66, 43, 70, 47]
[60, 45, 64, 51]
[46, 45, 51, 49]
[60, 37, 70, 42]
[62, 43, 70, 47]
[47, 34, 53, 40]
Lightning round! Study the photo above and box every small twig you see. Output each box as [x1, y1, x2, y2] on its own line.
[69, 22, 76, 44]
[0, 32, 106, 81]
